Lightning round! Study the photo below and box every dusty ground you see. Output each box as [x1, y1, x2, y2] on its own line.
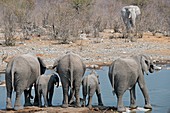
[0, 30, 170, 112]
[0, 106, 121, 113]
[0, 30, 170, 70]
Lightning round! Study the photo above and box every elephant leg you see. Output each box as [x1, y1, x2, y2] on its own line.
[48, 87, 54, 107]
[117, 95, 126, 112]
[43, 91, 48, 107]
[129, 85, 137, 109]
[87, 96, 93, 109]
[24, 89, 32, 106]
[38, 92, 42, 107]
[14, 89, 23, 110]
[68, 87, 75, 105]
[82, 86, 87, 107]
[75, 81, 81, 107]
[138, 79, 152, 109]
[126, 19, 132, 32]
[62, 85, 69, 108]
[33, 84, 39, 106]
[6, 85, 13, 110]
[96, 89, 103, 106]
[87, 87, 95, 109]
[6, 74, 13, 110]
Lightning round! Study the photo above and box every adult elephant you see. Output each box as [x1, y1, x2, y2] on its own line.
[5, 54, 46, 110]
[108, 55, 154, 112]
[52, 52, 86, 108]
[121, 5, 141, 33]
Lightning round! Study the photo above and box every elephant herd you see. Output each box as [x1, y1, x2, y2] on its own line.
[4, 52, 155, 112]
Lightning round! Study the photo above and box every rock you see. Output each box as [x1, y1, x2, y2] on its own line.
[89, 64, 99, 69]
[154, 33, 164, 38]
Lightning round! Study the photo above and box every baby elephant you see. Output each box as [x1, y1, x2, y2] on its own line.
[82, 70, 103, 108]
[36, 73, 59, 107]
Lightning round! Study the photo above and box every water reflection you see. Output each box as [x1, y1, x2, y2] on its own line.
[0, 65, 170, 113]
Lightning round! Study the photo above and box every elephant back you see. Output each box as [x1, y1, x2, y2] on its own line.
[56, 53, 86, 89]
[57, 53, 86, 75]
[7, 54, 41, 90]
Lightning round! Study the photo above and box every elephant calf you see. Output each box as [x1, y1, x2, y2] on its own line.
[36, 73, 59, 107]
[82, 70, 103, 109]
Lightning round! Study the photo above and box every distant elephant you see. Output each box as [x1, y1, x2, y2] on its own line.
[5, 54, 46, 110]
[121, 5, 141, 32]
[52, 52, 86, 108]
[108, 54, 154, 112]
[36, 73, 59, 107]
[82, 70, 103, 109]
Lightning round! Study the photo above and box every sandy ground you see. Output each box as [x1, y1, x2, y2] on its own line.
[0, 30, 170, 112]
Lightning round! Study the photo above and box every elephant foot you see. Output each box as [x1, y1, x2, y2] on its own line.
[87, 105, 92, 109]
[24, 102, 32, 106]
[62, 104, 68, 108]
[98, 103, 103, 106]
[6, 102, 13, 110]
[75, 102, 81, 108]
[130, 104, 138, 109]
[38, 105, 42, 107]
[14, 105, 23, 111]
[44, 105, 48, 108]
[144, 104, 152, 109]
[117, 106, 126, 112]
[69, 99, 74, 105]
[33, 102, 39, 106]
[6, 98, 13, 110]
[48, 104, 52, 107]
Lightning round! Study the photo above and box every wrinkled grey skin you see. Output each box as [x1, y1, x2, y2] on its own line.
[108, 55, 154, 112]
[121, 5, 141, 32]
[36, 73, 59, 107]
[52, 53, 86, 108]
[5, 54, 46, 110]
[82, 70, 103, 109]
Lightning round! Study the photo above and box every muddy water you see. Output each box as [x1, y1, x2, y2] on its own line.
[0, 65, 170, 113]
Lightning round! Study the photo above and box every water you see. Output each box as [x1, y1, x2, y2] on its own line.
[0, 65, 170, 113]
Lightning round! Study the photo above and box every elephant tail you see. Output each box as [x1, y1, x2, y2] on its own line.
[11, 68, 15, 91]
[108, 62, 115, 96]
[69, 54, 73, 90]
[86, 75, 89, 95]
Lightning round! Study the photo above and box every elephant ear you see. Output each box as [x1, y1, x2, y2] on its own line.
[37, 57, 46, 74]
[140, 55, 149, 75]
[134, 6, 141, 16]
[52, 60, 58, 70]
[53, 73, 60, 87]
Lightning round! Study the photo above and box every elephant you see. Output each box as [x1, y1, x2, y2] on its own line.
[36, 73, 60, 107]
[82, 70, 103, 109]
[121, 5, 141, 33]
[5, 54, 46, 110]
[108, 54, 154, 112]
[52, 52, 86, 108]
